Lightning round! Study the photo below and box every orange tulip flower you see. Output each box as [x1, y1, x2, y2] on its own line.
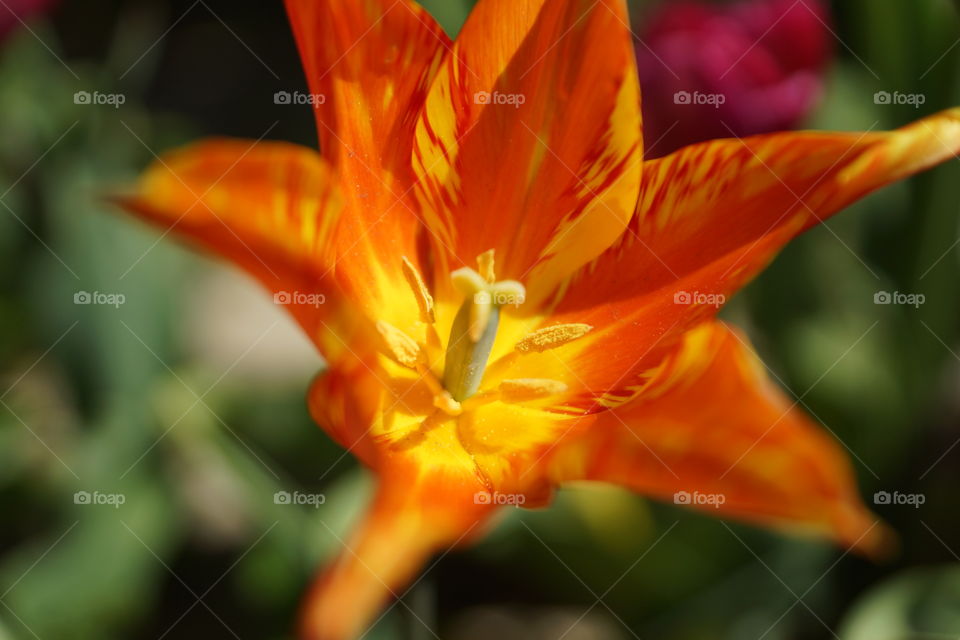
[117, 0, 960, 638]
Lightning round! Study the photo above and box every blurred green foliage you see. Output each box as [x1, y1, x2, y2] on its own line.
[0, 0, 958, 639]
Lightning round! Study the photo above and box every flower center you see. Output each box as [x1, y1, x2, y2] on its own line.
[378, 250, 594, 419]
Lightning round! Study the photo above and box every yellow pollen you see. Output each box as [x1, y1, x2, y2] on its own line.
[400, 256, 435, 323]
[375, 320, 423, 368]
[432, 390, 463, 416]
[516, 323, 593, 353]
[477, 249, 496, 282]
[499, 378, 569, 402]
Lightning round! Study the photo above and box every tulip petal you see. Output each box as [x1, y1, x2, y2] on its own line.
[527, 109, 960, 408]
[299, 468, 492, 640]
[549, 322, 889, 556]
[303, 364, 495, 640]
[285, 0, 449, 330]
[456, 399, 596, 496]
[308, 346, 585, 499]
[116, 138, 346, 345]
[284, 0, 449, 183]
[413, 0, 642, 302]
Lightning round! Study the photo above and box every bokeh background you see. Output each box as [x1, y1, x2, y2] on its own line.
[2, 0, 960, 638]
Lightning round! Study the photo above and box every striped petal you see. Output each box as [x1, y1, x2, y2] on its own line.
[285, 0, 449, 330]
[302, 363, 497, 640]
[284, 0, 449, 185]
[412, 0, 642, 302]
[116, 138, 346, 348]
[522, 109, 960, 408]
[548, 322, 889, 556]
[299, 467, 493, 640]
[307, 348, 586, 500]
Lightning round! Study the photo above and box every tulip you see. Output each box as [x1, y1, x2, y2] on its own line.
[116, 1, 960, 638]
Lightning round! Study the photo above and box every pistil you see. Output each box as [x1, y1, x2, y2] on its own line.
[442, 258, 525, 401]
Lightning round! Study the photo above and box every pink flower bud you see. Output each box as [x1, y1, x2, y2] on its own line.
[637, 0, 832, 157]
[1, 0, 58, 41]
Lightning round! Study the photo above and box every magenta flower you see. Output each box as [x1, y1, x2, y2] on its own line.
[1, 0, 57, 41]
[637, 0, 832, 157]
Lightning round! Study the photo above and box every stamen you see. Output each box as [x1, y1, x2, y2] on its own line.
[433, 390, 463, 416]
[516, 323, 593, 353]
[477, 249, 496, 282]
[400, 256, 435, 323]
[499, 378, 569, 402]
[375, 320, 423, 368]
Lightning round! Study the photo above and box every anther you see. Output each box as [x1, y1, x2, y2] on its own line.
[400, 256, 435, 323]
[477, 249, 496, 283]
[499, 378, 569, 402]
[516, 323, 593, 353]
[375, 320, 423, 368]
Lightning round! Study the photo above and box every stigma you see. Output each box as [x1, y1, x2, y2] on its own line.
[442, 256, 525, 401]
